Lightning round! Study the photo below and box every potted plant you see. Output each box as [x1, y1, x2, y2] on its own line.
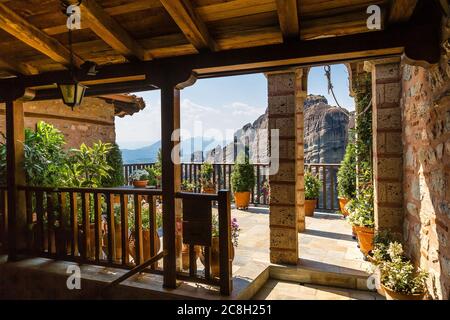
[200, 214, 240, 278]
[181, 179, 198, 192]
[128, 199, 162, 263]
[231, 155, 255, 210]
[347, 186, 375, 256]
[378, 242, 428, 300]
[145, 166, 159, 188]
[200, 162, 215, 194]
[129, 169, 149, 188]
[337, 142, 356, 217]
[304, 172, 321, 217]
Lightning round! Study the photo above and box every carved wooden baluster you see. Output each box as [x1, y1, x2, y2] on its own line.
[81, 192, 90, 261]
[105, 193, 115, 264]
[69, 192, 78, 257]
[120, 193, 129, 266]
[93, 192, 102, 262]
[134, 194, 143, 265]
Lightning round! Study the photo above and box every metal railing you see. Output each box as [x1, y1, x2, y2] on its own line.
[124, 162, 341, 212]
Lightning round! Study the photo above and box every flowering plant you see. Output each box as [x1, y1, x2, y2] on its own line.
[211, 214, 240, 247]
[129, 169, 149, 182]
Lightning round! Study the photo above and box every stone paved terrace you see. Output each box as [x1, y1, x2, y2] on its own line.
[232, 206, 371, 276]
[231, 206, 378, 300]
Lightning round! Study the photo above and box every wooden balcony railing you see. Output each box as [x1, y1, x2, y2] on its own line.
[124, 162, 342, 212]
[7, 185, 232, 295]
[0, 186, 7, 253]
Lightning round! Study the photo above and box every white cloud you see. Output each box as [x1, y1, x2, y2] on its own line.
[115, 94, 266, 149]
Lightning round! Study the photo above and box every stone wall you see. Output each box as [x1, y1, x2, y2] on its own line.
[402, 58, 450, 300]
[0, 97, 116, 148]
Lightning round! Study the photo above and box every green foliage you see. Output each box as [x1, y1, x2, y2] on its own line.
[150, 148, 162, 187]
[24, 122, 67, 187]
[337, 142, 356, 199]
[379, 242, 428, 295]
[231, 154, 255, 193]
[181, 179, 198, 192]
[129, 169, 149, 182]
[304, 172, 321, 200]
[102, 143, 124, 187]
[200, 162, 214, 188]
[347, 183, 374, 228]
[64, 141, 113, 188]
[372, 230, 397, 266]
[145, 166, 159, 186]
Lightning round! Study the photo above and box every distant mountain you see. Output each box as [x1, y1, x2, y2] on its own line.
[121, 137, 222, 164]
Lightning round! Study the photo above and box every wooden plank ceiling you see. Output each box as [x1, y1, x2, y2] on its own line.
[0, 0, 419, 80]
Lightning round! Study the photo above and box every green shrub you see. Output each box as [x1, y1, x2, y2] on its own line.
[379, 242, 428, 295]
[337, 142, 356, 199]
[63, 141, 113, 188]
[24, 122, 67, 187]
[347, 184, 374, 228]
[181, 179, 197, 192]
[231, 155, 255, 193]
[145, 166, 159, 186]
[200, 162, 214, 189]
[102, 143, 124, 187]
[304, 172, 321, 200]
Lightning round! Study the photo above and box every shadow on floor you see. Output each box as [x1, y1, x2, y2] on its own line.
[303, 229, 355, 242]
[299, 258, 369, 276]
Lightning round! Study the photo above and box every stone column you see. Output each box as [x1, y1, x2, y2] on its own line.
[370, 60, 404, 236]
[267, 68, 307, 265]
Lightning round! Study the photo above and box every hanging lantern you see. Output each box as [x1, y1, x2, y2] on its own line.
[58, 79, 87, 109]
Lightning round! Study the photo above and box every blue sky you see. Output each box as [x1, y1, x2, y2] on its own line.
[116, 64, 354, 149]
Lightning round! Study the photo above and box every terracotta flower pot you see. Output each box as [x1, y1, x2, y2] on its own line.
[338, 197, 350, 217]
[355, 226, 374, 256]
[234, 191, 250, 209]
[304, 199, 317, 217]
[381, 284, 426, 300]
[200, 237, 235, 278]
[202, 185, 216, 194]
[133, 180, 148, 188]
[129, 229, 161, 262]
[182, 243, 201, 270]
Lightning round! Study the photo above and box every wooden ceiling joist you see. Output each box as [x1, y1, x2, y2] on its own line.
[0, 3, 83, 68]
[0, 57, 38, 76]
[160, 0, 218, 51]
[389, 0, 418, 23]
[79, 0, 152, 61]
[276, 0, 300, 39]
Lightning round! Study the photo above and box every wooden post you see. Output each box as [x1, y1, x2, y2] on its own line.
[160, 84, 181, 288]
[218, 190, 232, 295]
[5, 99, 26, 261]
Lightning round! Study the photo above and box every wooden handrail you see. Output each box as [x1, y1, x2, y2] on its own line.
[102, 250, 166, 293]
[17, 185, 163, 195]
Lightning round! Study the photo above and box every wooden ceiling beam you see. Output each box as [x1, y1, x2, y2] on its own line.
[159, 0, 217, 51]
[0, 57, 38, 76]
[0, 3, 83, 68]
[79, 0, 152, 61]
[389, 0, 418, 23]
[276, 0, 300, 39]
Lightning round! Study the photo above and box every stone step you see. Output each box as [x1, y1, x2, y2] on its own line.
[252, 279, 384, 300]
[268, 264, 374, 292]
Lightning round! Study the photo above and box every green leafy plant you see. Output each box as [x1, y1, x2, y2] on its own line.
[145, 166, 159, 186]
[129, 169, 149, 182]
[23, 122, 67, 187]
[200, 162, 214, 189]
[371, 230, 397, 265]
[64, 141, 113, 188]
[181, 180, 198, 192]
[304, 172, 321, 200]
[379, 242, 428, 295]
[102, 143, 124, 187]
[0, 133, 6, 186]
[337, 142, 356, 199]
[347, 184, 374, 228]
[231, 154, 255, 193]
[150, 149, 162, 187]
